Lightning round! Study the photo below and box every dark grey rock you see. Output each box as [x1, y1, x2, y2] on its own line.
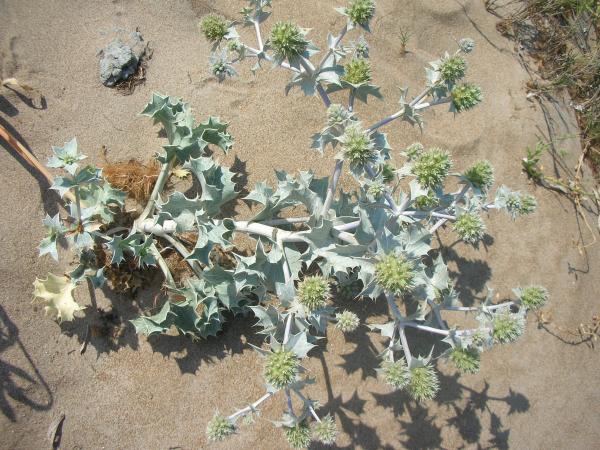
[99, 31, 146, 87]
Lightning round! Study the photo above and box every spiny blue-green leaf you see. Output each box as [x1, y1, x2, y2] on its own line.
[39, 214, 66, 261]
[47, 138, 85, 175]
[157, 191, 204, 232]
[186, 219, 233, 266]
[186, 156, 238, 217]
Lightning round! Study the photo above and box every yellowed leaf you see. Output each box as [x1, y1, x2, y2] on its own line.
[33, 273, 82, 322]
[171, 167, 190, 179]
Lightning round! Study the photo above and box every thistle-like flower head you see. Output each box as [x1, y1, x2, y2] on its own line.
[439, 55, 467, 84]
[405, 142, 424, 160]
[453, 212, 485, 245]
[297, 276, 330, 312]
[381, 163, 396, 183]
[375, 253, 416, 295]
[519, 195, 537, 215]
[209, 51, 237, 82]
[517, 285, 548, 311]
[284, 422, 312, 449]
[367, 181, 386, 198]
[413, 192, 439, 210]
[343, 58, 372, 85]
[313, 414, 338, 445]
[449, 347, 480, 374]
[381, 359, 410, 389]
[346, 0, 376, 26]
[269, 21, 308, 61]
[352, 35, 370, 58]
[412, 148, 453, 189]
[464, 160, 494, 192]
[407, 363, 440, 402]
[340, 123, 377, 168]
[458, 38, 475, 53]
[200, 14, 229, 43]
[451, 83, 483, 112]
[264, 349, 299, 388]
[206, 413, 235, 441]
[335, 310, 360, 333]
[492, 309, 525, 344]
[327, 104, 351, 126]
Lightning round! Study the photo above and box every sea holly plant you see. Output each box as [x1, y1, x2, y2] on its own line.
[32, 1, 550, 447]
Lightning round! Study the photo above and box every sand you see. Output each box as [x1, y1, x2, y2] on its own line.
[1, 0, 599, 448]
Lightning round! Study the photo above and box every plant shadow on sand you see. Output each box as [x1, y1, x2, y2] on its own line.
[319, 258, 528, 449]
[0, 305, 53, 422]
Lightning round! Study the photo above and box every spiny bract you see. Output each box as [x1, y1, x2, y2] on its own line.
[407, 364, 440, 402]
[335, 310, 360, 332]
[340, 123, 377, 167]
[313, 414, 338, 444]
[453, 212, 486, 244]
[381, 359, 410, 389]
[518, 286, 549, 311]
[284, 422, 312, 449]
[200, 14, 229, 42]
[439, 55, 467, 83]
[206, 413, 235, 441]
[464, 160, 495, 192]
[343, 58, 372, 85]
[493, 310, 525, 344]
[412, 148, 453, 189]
[375, 253, 416, 295]
[451, 83, 483, 112]
[346, 0, 376, 26]
[297, 276, 330, 311]
[269, 21, 309, 61]
[265, 349, 299, 388]
[449, 347, 481, 374]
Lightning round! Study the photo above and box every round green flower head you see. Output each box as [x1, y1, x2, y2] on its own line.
[381, 359, 410, 389]
[227, 39, 242, 52]
[464, 160, 494, 192]
[375, 253, 416, 295]
[459, 38, 475, 53]
[451, 83, 483, 112]
[341, 123, 377, 168]
[381, 163, 396, 183]
[284, 422, 312, 449]
[518, 285, 548, 311]
[269, 21, 308, 61]
[492, 310, 525, 344]
[200, 14, 229, 43]
[343, 58, 372, 85]
[335, 310, 360, 333]
[453, 212, 485, 244]
[449, 347, 480, 374]
[297, 276, 330, 311]
[406, 142, 424, 160]
[519, 194, 537, 215]
[346, 0, 376, 26]
[412, 148, 453, 189]
[439, 55, 467, 84]
[313, 414, 337, 445]
[264, 349, 299, 388]
[368, 182, 386, 198]
[413, 192, 438, 210]
[206, 413, 235, 441]
[327, 104, 350, 126]
[408, 364, 440, 402]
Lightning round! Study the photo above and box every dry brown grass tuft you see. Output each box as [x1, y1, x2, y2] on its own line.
[101, 151, 160, 204]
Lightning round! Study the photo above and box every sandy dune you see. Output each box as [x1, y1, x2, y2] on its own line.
[1, 0, 599, 448]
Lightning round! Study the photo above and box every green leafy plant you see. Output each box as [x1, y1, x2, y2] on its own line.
[33, 1, 548, 447]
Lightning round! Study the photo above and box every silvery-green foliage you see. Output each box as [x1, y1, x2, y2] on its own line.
[206, 413, 235, 441]
[33, 1, 550, 447]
